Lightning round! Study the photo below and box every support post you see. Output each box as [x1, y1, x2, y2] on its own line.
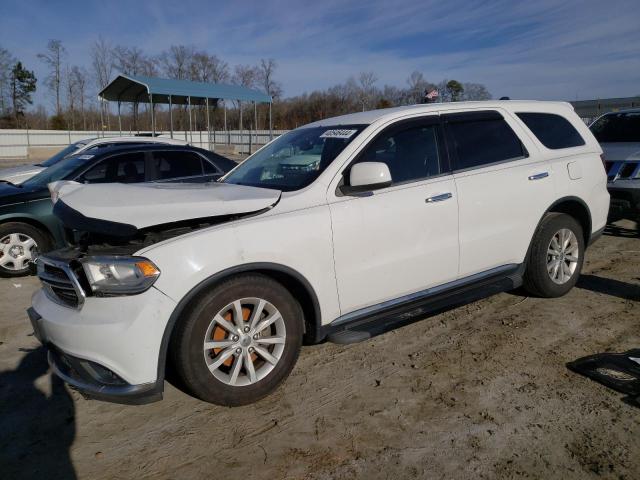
[206, 98, 211, 150]
[117, 100, 122, 136]
[239, 100, 243, 153]
[254, 101, 258, 147]
[224, 101, 228, 145]
[188, 96, 193, 144]
[169, 95, 174, 138]
[149, 94, 155, 135]
[99, 98, 104, 137]
[269, 101, 273, 140]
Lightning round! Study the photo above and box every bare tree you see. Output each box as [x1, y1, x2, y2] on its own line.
[90, 37, 113, 130]
[462, 82, 491, 101]
[112, 46, 155, 130]
[71, 66, 88, 129]
[112, 45, 147, 75]
[258, 58, 283, 99]
[90, 37, 113, 91]
[232, 64, 259, 88]
[160, 45, 194, 80]
[37, 39, 66, 115]
[357, 71, 377, 111]
[191, 51, 229, 83]
[65, 66, 77, 129]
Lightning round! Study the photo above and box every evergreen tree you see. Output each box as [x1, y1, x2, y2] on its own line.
[10, 62, 37, 127]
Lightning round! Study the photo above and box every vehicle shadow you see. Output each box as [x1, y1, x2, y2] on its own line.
[0, 346, 77, 480]
[604, 222, 639, 238]
[576, 274, 640, 302]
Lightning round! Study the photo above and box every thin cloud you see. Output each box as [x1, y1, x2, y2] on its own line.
[1, 0, 638, 109]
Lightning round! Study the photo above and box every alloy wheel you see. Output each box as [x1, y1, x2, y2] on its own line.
[0, 233, 38, 271]
[203, 297, 286, 386]
[547, 228, 579, 285]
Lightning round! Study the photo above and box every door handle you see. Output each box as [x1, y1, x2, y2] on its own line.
[425, 192, 452, 203]
[528, 172, 549, 181]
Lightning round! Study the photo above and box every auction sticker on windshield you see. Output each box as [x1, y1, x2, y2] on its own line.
[320, 129, 358, 139]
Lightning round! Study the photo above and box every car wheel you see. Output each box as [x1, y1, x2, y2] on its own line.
[170, 274, 303, 406]
[0, 222, 49, 278]
[523, 213, 585, 298]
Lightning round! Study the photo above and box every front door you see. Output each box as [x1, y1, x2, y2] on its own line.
[329, 116, 460, 315]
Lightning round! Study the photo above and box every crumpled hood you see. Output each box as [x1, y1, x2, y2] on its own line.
[54, 181, 281, 230]
[0, 164, 44, 184]
[601, 143, 640, 161]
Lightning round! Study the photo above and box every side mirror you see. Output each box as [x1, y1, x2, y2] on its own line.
[344, 162, 392, 194]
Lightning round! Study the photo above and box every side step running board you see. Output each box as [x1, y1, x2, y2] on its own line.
[325, 265, 523, 345]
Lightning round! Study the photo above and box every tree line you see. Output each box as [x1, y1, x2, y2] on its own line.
[0, 39, 491, 131]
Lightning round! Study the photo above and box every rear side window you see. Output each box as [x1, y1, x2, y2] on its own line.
[152, 151, 204, 180]
[516, 112, 585, 149]
[445, 111, 526, 170]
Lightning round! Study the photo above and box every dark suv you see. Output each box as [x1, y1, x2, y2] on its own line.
[590, 109, 640, 223]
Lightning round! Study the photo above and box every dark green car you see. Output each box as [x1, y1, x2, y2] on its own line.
[0, 144, 236, 277]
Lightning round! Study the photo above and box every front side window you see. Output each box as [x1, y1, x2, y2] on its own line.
[590, 112, 640, 143]
[151, 151, 204, 180]
[352, 121, 441, 184]
[79, 152, 146, 184]
[446, 111, 526, 170]
[223, 125, 366, 191]
[517, 112, 585, 149]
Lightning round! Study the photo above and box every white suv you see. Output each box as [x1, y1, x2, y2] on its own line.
[29, 101, 609, 406]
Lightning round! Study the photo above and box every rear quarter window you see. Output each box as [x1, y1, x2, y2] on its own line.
[516, 112, 585, 149]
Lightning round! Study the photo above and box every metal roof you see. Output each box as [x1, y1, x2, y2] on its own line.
[98, 74, 272, 105]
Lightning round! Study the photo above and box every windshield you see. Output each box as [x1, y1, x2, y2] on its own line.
[22, 154, 91, 188]
[38, 141, 87, 167]
[223, 125, 366, 191]
[590, 112, 640, 143]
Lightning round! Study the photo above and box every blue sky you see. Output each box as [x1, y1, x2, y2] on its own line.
[1, 0, 639, 111]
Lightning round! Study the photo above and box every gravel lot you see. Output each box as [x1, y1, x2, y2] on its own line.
[0, 221, 638, 480]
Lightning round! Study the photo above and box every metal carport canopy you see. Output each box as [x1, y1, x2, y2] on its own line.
[98, 74, 272, 104]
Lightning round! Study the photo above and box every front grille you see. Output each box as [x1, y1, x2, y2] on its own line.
[38, 258, 85, 309]
[607, 160, 640, 182]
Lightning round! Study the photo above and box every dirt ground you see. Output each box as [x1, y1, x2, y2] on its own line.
[0, 222, 638, 480]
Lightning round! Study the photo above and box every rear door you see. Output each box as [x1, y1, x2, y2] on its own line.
[444, 110, 554, 277]
[149, 150, 210, 182]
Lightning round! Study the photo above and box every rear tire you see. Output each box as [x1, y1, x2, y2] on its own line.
[523, 213, 585, 298]
[0, 222, 50, 278]
[170, 274, 303, 406]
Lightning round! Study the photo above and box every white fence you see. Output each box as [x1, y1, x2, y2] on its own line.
[0, 129, 289, 158]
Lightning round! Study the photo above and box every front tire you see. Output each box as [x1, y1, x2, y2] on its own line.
[0, 222, 50, 278]
[170, 274, 303, 406]
[523, 213, 585, 298]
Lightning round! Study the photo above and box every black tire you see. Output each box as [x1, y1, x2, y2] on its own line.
[170, 274, 303, 406]
[0, 222, 50, 278]
[523, 213, 585, 298]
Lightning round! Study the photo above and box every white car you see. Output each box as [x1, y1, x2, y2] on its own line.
[29, 101, 609, 406]
[0, 136, 189, 184]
